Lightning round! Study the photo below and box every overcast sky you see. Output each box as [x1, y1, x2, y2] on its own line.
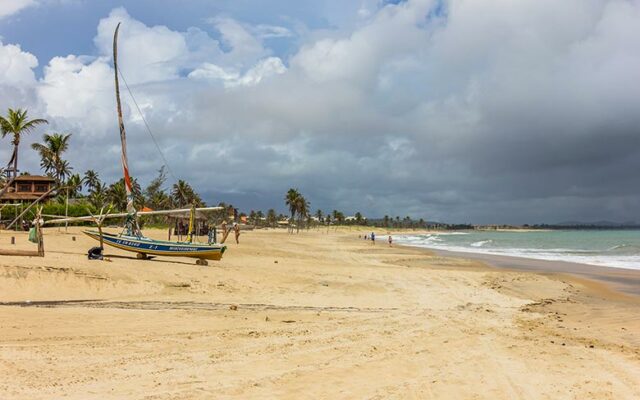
[1, 0, 639, 224]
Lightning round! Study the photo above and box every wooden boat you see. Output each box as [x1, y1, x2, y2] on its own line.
[44, 22, 228, 265]
[83, 231, 225, 261]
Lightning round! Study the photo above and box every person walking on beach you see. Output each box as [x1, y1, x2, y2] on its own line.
[371, 232, 375, 244]
[233, 222, 241, 244]
[388, 235, 393, 247]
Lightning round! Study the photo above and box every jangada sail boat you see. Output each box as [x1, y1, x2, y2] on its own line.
[47, 23, 226, 265]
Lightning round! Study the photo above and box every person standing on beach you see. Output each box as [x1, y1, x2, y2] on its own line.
[371, 232, 375, 244]
[233, 222, 241, 244]
[388, 235, 393, 247]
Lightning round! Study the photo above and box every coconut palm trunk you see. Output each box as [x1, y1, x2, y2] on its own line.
[0, 109, 48, 199]
[65, 187, 69, 232]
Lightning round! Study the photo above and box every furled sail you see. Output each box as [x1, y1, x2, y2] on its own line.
[113, 22, 135, 216]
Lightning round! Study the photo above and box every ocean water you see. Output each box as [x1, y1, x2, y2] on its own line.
[395, 230, 640, 270]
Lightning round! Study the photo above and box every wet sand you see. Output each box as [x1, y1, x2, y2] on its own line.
[0, 227, 639, 399]
[429, 249, 640, 297]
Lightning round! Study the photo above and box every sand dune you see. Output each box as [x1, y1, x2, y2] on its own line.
[0, 227, 638, 399]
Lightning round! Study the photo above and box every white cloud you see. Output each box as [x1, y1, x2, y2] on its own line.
[291, 0, 433, 83]
[0, 0, 36, 19]
[38, 55, 113, 120]
[188, 63, 239, 83]
[190, 56, 286, 87]
[0, 41, 38, 86]
[210, 16, 269, 66]
[232, 57, 286, 86]
[94, 8, 189, 84]
[252, 24, 292, 39]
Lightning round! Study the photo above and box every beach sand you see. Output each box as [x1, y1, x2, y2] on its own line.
[0, 227, 639, 399]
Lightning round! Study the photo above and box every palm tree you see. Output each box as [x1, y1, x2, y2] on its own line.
[171, 179, 204, 208]
[66, 173, 84, 198]
[83, 169, 100, 192]
[107, 180, 128, 211]
[315, 209, 323, 224]
[285, 188, 301, 233]
[108, 178, 144, 211]
[147, 190, 171, 210]
[31, 133, 72, 183]
[130, 177, 144, 208]
[61, 173, 84, 231]
[355, 211, 363, 225]
[295, 195, 310, 233]
[55, 159, 72, 183]
[0, 167, 6, 187]
[144, 166, 171, 210]
[88, 182, 108, 209]
[0, 108, 48, 180]
[266, 208, 277, 228]
[31, 132, 74, 230]
[171, 180, 192, 207]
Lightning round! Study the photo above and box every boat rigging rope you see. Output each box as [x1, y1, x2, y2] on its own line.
[116, 66, 191, 204]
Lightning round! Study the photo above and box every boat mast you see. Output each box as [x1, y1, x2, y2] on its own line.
[113, 23, 139, 235]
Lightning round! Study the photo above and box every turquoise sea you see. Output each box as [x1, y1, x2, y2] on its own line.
[395, 230, 640, 270]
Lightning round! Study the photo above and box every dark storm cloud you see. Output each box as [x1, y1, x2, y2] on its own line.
[1, 0, 640, 224]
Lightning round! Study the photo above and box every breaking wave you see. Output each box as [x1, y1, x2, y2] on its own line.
[394, 231, 640, 270]
[470, 240, 493, 247]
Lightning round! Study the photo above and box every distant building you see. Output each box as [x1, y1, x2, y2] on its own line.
[0, 175, 56, 204]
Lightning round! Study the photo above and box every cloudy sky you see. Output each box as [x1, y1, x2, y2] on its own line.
[1, 0, 639, 224]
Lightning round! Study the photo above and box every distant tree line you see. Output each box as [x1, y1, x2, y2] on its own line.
[1, 108, 473, 231]
[0, 108, 209, 226]
[526, 223, 640, 230]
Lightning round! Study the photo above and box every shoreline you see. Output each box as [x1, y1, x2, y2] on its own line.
[405, 245, 640, 298]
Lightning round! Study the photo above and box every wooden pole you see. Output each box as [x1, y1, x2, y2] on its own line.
[88, 205, 110, 250]
[65, 187, 69, 233]
[36, 206, 44, 257]
[97, 223, 104, 249]
[7, 187, 58, 230]
[0, 177, 16, 200]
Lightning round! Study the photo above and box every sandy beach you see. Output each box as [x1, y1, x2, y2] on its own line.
[1, 227, 639, 399]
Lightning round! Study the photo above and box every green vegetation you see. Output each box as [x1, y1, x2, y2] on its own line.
[0, 108, 48, 180]
[284, 188, 311, 233]
[31, 133, 72, 183]
[1, 109, 433, 231]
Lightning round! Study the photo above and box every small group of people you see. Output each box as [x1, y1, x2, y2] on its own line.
[360, 232, 393, 246]
[220, 220, 241, 244]
[170, 219, 241, 245]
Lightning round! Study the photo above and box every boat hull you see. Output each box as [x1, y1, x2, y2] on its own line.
[83, 230, 226, 260]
